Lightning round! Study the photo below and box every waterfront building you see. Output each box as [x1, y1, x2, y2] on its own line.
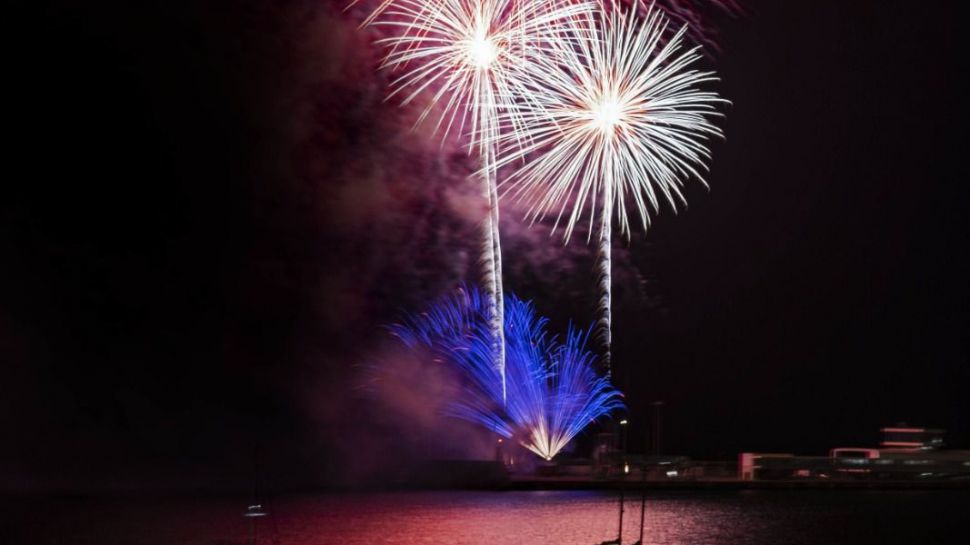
[739, 426, 970, 481]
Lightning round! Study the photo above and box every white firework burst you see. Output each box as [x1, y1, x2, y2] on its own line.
[498, 3, 725, 239]
[496, 3, 727, 374]
[362, 0, 594, 399]
[368, 0, 592, 158]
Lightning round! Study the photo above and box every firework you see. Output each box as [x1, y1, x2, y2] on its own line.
[360, 0, 595, 400]
[495, 4, 726, 374]
[392, 286, 624, 460]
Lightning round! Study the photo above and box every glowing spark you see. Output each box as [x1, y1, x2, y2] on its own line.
[392, 286, 624, 460]
[495, 4, 727, 374]
[589, 93, 626, 134]
[466, 28, 498, 69]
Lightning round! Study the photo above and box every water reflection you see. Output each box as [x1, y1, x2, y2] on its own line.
[260, 490, 965, 545]
[6, 489, 967, 545]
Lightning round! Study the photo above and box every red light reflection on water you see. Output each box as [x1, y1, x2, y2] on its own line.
[9, 489, 961, 544]
[285, 491, 747, 545]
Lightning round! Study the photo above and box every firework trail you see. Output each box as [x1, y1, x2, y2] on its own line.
[494, 3, 726, 376]
[392, 286, 624, 460]
[357, 0, 595, 401]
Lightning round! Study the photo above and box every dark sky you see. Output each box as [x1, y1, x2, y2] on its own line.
[2, 0, 967, 491]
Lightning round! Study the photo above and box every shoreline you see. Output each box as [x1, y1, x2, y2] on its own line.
[497, 478, 970, 491]
[5, 479, 970, 499]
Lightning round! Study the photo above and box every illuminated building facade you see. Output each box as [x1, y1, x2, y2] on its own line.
[739, 426, 970, 481]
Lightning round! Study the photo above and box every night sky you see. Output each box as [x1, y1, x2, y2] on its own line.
[2, 0, 967, 492]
